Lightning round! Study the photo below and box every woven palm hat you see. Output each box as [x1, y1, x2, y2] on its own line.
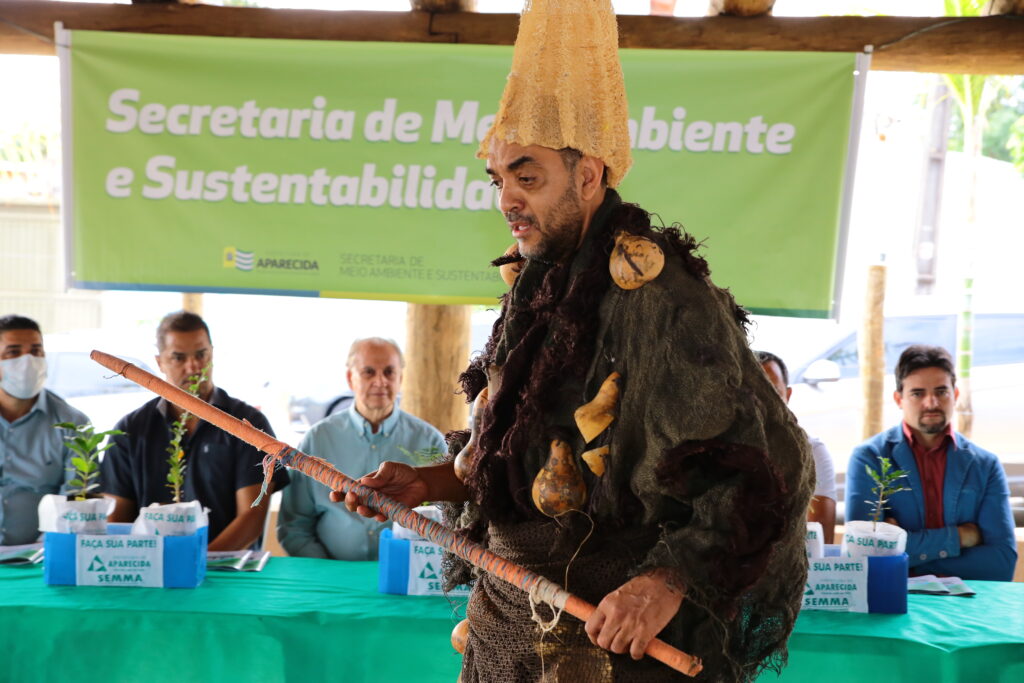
[477, 0, 633, 188]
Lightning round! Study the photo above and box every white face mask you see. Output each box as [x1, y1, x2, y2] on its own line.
[0, 354, 48, 400]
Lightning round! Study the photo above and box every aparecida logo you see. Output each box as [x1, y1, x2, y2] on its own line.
[223, 247, 254, 272]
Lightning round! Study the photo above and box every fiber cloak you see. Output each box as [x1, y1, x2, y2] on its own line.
[446, 190, 814, 682]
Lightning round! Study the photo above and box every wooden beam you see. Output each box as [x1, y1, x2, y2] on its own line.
[1, 1, 1023, 74]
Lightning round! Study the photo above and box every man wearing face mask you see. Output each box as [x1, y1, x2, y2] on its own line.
[0, 315, 89, 545]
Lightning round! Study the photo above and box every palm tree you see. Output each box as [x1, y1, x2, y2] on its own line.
[942, 0, 1002, 437]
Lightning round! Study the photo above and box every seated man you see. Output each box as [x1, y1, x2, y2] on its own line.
[101, 311, 288, 550]
[756, 350, 838, 543]
[0, 315, 89, 545]
[278, 337, 446, 560]
[846, 344, 1016, 580]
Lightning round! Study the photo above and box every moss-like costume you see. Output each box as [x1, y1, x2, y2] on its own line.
[445, 190, 814, 682]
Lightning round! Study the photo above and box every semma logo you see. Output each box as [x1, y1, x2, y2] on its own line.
[222, 246, 318, 273]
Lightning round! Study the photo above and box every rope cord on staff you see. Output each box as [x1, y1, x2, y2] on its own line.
[89, 349, 702, 678]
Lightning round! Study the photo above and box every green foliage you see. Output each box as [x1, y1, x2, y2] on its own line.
[165, 365, 210, 503]
[0, 130, 55, 164]
[398, 445, 446, 466]
[943, 0, 985, 17]
[865, 457, 911, 526]
[942, 0, 994, 155]
[54, 422, 124, 501]
[1008, 115, 1024, 174]
[947, 78, 1024, 167]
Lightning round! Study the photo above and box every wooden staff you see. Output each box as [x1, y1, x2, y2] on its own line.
[90, 350, 702, 677]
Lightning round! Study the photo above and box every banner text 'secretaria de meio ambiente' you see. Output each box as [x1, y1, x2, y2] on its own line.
[62, 31, 857, 311]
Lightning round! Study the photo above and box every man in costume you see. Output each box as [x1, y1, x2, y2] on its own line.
[340, 1, 813, 679]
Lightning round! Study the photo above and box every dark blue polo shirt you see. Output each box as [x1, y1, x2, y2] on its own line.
[100, 387, 289, 540]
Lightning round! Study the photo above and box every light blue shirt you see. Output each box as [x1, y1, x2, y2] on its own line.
[0, 390, 89, 545]
[278, 404, 446, 561]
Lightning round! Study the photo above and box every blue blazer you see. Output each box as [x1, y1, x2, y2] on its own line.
[846, 425, 1017, 581]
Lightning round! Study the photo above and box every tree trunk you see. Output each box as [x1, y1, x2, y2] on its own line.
[955, 110, 984, 438]
[860, 264, 886, 440]
[403, 303, 471, 435]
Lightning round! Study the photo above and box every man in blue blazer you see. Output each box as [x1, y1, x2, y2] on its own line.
[846, 345, 1017, 581]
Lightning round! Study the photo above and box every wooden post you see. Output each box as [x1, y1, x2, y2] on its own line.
[860, 264, 886, 440]
[182, 292, 202, 315]
[403, 303, 471, 435]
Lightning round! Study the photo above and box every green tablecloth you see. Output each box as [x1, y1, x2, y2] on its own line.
[1, 558, 1021, 682]
[0, 557, 465, 683]
[762, 581, 1024, 682]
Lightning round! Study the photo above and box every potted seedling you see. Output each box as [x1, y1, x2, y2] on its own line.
[838, 457, 911, 614]
[42, 371, 209, 589]
[133, 366, 210, 537]
[842, 457, 909, 558]
[47, 422, 123, 534]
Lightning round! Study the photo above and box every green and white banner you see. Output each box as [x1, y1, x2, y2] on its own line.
[59, 29, 864, 316]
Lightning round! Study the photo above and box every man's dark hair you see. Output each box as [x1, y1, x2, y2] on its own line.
[156, 311, 211, 351]
[895, 344, 955, 392]
[0, 315, 41, 336]
[558, 147, 609, 186]
[754, 350, 789, 387]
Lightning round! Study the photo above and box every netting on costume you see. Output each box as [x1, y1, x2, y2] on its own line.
[477, 0, 633, 187]
[460, 518, 681, 683]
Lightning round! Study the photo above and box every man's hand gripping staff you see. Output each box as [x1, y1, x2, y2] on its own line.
[90, 349, 702, 677]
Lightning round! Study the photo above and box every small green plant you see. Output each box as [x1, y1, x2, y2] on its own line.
[865, 457, 910, 529]
[54, 423, 124, 501]
[166, 365, 210, 503]
[398, 445, 446, 466]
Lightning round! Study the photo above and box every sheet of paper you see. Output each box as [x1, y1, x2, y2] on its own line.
[907, 575, 976, 597]
[803, 557, 869, 612]
[75, 534, 163, 587]
[0, 543, 44, 565]
[938, 576, 976, 597]
[240, 551, 271, 572]
[908, 574, 949, 594]
[207, 550, 251, 571]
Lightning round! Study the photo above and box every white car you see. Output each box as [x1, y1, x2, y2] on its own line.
[787, 313, 1024, 471]
[43, 349, 155, 434]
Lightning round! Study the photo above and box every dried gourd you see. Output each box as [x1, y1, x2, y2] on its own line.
[499, 244, 525, 287]
[531, 438, 587, 517]
[574, 372, 621, 443]
[454, 387, 489, 482]
[581, 445, 609, 476]
[610, 231, 664, 290]
[451, 618, 470, 654]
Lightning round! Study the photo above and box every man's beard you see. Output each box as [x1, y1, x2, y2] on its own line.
[917, 411, 948, 435]
[513, 183, 584, 263]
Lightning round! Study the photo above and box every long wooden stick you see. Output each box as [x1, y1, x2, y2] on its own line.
[90, 349, 702, 677]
